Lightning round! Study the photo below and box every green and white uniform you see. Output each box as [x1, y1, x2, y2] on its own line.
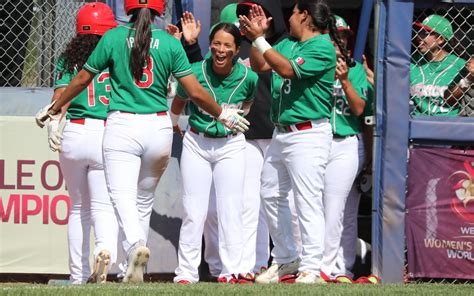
[174, 59, 258, 283]
[55, 57, 110, 120]
[176, 59, 257, 136]
[321, 61, 369, 277]
[85, 23, 192, 113]
[54, 57, 118, 283]
[271, 35, 335, 126]
[82, 23, 193, 254]
[260, 34, 336, 276]
[410, 54, 466, 116]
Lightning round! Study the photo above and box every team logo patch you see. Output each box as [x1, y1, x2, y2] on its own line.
[139, 0, 148, 4]
[295, 57, 305, 65]
[82, 25, 91, 31]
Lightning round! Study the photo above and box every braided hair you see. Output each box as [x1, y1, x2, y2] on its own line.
[296, 0, 355, 67]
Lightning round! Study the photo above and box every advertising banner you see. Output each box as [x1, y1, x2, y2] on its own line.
[406, 147, 474, 279]
[0, 116, 184, 274]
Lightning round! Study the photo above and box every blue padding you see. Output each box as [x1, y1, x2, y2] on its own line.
[372, 0, 414, 283]
[410, 116, 474, 143]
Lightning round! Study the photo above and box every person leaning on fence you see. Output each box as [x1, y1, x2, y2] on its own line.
[410, 14, 466, 116]
[444, 57, 474, 117]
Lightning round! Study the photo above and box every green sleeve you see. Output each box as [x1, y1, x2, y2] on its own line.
[84, 31, 112, 74]
[54, 58, 74, 89]
[171, 38, 193, 78]
[289, 41, 335, 80]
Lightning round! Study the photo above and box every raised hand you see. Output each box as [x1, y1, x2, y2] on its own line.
[336, 57, 349, 82]
[181, 11, 201, 45]
[166, 23, 182, 40]
[249, 4, 272, 33]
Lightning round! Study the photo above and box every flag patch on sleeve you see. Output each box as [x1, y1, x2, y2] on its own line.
[295, 57, 305, 65]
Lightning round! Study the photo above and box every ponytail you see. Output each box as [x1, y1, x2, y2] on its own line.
[296, 0, 355, 67]
[327, 15, 355, 67]
[129, 8, 155, 81]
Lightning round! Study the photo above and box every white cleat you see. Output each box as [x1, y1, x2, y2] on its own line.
[295, 271, 327, 284]
[255, 258, 301, 284]
[88, 249, 111, 284]
[123, 242, 150, 284]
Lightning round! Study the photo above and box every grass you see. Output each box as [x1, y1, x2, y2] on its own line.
[1, 282, 474, 296]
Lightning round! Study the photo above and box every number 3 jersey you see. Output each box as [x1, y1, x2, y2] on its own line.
[54, 57, 110, 120]
[271, 34, 336, 125]
[176, 59, 258, 137]
[84, 23, 192, 114]
[331, 61, 369, 137]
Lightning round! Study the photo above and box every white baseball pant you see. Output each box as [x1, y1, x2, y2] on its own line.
[102, 111, 172, 254]
[260, 119, 332, 274]
[174, 131, 245, 283]
[203, 139, 272, 276]
[59, 118, 119, 284]
[320, 135, 359, 277]
[334, 136, 365, 277]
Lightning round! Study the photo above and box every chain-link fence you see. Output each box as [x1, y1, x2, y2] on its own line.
[410, 4, 473, 117]
[1, 0, 94, 87]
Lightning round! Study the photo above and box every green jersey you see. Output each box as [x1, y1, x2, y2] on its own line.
[54, 57, 110, 120]
[84, 23, 192, 114]
[331, 61, 368, 136]
[176, 59, 258, 137]
[410, 54, 466, 116]
[271, 34, 336, 125]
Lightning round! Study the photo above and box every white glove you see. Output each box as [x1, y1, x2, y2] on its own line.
[35, 102, 61, 128]
[217, 106, 250, 133]
[47, 118, 64, 152]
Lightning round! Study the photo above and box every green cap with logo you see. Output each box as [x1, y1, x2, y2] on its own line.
[335, 15, 353, 35]
[220, 3, 239, 27]
[414, 14, 453, 40]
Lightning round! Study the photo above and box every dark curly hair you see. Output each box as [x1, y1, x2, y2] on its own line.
[61, 34, 101, 74]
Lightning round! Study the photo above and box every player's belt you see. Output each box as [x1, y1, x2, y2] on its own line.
[120, 111, 168, 116]
[275, 121, 313, 133]
[70, 118, 106, 126]
[189, 127, 236, 138]
[333, 134, 356, 139]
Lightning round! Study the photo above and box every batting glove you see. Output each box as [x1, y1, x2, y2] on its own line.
[35, 102, 61, 128]
[217, 106, 250, 133]
[47, 118, 64, 152]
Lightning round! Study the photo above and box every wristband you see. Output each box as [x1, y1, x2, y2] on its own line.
[459, 78, 472, 89]
[253, 36, 272, 55]
[170, 112, 180, 126]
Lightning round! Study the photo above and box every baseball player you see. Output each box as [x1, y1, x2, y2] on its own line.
[410, 14, 466, 116]
[37, 2, 118, 284]
[333, 54, 374, 281]
[239, 0, 353, 284]
[319, 15, 369, 280]
[171, 22, 258, 284]
[36, 0, 249, 284]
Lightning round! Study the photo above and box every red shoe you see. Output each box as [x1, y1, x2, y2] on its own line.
[355, 275, 380, 284]
[238, 273, 255, 284]
[319, 271, 335, 283]
[177, 280, 191, 284]
[334, 275, 354, 284]
[217, 275, 238, 284]
[279, 273, 298, 284]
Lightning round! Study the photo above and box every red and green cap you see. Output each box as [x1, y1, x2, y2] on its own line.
[334, 15, 353, 35]
[414, 14, 453, 40]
